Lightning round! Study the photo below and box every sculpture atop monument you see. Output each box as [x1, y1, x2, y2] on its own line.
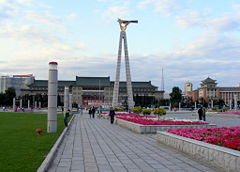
[117, 18, 138, 31]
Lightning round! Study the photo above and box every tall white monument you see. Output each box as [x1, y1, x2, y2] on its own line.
[48, 62, 58, 133]
[112, 18, 138, 110]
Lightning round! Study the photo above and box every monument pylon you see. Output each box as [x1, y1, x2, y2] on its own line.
[112, 18, 138, 110]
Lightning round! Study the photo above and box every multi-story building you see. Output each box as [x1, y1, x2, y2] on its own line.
[0, 74, 34, 96]
[21, 76, 164, 107]
[186, 77, 240, 106]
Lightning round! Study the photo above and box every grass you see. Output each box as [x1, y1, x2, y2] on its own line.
[0, 112, 66, 172]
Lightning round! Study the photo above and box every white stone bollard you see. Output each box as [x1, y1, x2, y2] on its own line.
[64, 87, 69, 116]
[13, 98, 16, 111]
[28, 100, 30, 109]
[20, 99, 22, 109]
[69, 94, 72, 111]
[48, 62, 58, 133]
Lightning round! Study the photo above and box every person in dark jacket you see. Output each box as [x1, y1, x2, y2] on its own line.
[91, 106, 96, 118]
[198, 106, 203, 120]
[88, 108, 92, 118]
[109, 107, 116, 124]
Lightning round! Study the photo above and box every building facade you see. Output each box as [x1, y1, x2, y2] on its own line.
[21, 76, 164, 107]
[186, 77, 240, 106]
[0, 74, 34, 96]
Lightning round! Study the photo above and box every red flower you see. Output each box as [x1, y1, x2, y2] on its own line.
[36, 129, 43, 135]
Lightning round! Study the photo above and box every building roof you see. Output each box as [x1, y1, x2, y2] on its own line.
[76, 76, 111, 87]
[110, 81, 157, 88]
[201, 77, 217, 84]
[31, 80, 75, 87]
[30, 77, 158, 89]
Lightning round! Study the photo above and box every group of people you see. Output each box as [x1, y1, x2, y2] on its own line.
[88, 106, 115, 124]
[88, 106, 96, 118]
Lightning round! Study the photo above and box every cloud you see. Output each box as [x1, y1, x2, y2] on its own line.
[175, 9, 209, 28]
[0, 1, 19, 20]
[205, 15, 240, 32]
[138, 0, 179, 17]
[67, 13, 79, 20]
[103, 5, 130, 20]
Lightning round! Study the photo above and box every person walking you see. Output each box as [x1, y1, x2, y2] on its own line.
[198, 106, 203, 120]
[91, 106, 96, 118]
[88, 108, 92, 118]
[109, 107, 116, 124]
[202, 107, 206, 121]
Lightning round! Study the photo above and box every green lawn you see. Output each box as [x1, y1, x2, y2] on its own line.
[0, 112, 66, 172]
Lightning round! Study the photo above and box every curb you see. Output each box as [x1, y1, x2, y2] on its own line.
[37, 114, 76, 172]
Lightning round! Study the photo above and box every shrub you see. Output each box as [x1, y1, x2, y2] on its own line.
[211, 107, 217, 111]
[114, 106, 125, 111]
[222, 107, 228, 112]
[132, 106, 142, 114]
[153, 108, 166, 118]
[142, 109, 151, 116]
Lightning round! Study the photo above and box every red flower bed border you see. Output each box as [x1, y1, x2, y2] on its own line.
[168, 127, 240, 151]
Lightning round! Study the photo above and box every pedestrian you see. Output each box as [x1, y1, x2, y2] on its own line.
[91, 106, 96, 118]
[64, 111, 69, 127]
[109, 107, 115, 124]
[198, 106, 203, 120]
[202, 107, 206, 121]
[88, 108, 92, 118]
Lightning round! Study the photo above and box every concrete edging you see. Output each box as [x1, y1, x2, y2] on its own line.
[156, 131, 240, 172]
[37, 114, 76, 172]
[115, 118, 216, 134]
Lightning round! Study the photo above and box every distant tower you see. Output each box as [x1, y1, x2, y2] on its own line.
[112, 19, 138, 109]
[184, 82, 193, 93]
[161, 68, 164, 91]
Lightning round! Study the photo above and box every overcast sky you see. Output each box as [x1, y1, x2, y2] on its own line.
[0, 0, 240, 92]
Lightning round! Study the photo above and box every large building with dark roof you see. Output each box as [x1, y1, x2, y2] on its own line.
[21, 76, 164, 107]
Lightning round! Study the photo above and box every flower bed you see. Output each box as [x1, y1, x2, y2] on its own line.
[156, 131, 240, 172]
[168, 127, 240, 151]
[116, 113, 157, 118]
[117, 117, 208, 125]
[115, 118, 216, 134]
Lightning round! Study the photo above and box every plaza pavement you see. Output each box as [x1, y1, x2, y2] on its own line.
[47, 112, 222, 172]
[167, 111, 240, 127]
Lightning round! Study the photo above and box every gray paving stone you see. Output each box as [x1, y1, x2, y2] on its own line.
[46, 112, 222, 172]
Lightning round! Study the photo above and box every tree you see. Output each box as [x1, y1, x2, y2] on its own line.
[4, 87, 16, 106]
[0, 93, 5, 106]
[169, 87, 182, 108]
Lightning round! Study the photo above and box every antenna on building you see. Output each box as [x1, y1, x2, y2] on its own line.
[161, 67, 164, 91]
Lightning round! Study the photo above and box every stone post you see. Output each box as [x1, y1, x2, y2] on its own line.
[48, 62, 58, 133]
[35, 101, 37, 109]
[64, 86, 69, 116]
[179, 102, 181, 111]
[28, 100, 30, 109]
[20, 99, 22, 109]
[39, 101, 41, 109]
[234, 94, 237, 110]
[69, 94, 72, 111]
[194, 102, 197, 110]
[230, 99, 232, 110]
[211, 100, 213, 108]
[13, 98, 16, 111]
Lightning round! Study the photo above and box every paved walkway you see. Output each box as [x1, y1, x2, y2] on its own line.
[48, 112, 221, 172]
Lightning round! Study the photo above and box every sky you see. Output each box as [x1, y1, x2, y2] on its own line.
[0, 0, 240, 92]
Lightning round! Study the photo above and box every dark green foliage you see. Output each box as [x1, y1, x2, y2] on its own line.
[170, 87, 182, 108]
